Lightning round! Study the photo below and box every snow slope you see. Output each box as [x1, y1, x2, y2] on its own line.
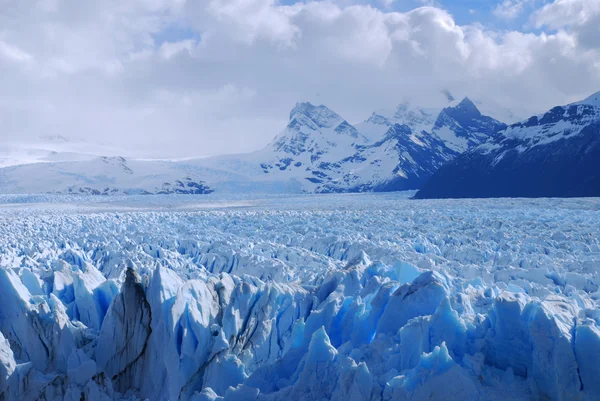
[0, 193, 599, 401]
[0, 156, 213, 195]
[416, 91, 600, 199]
[0, 136, 126, 168]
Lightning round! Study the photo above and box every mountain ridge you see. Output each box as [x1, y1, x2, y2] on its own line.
[0, 96, 506, 195]
[415, 91, 600, 199]
[245, 96, 504, 193]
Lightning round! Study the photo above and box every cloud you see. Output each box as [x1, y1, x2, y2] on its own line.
[493, 1, 530, 20]
[534, 0, 600, 50]
[0, 0, 599, 158]
[534, 0, 600, 28]
[205, 0, 300, 46]
[0, 41, 33, 64]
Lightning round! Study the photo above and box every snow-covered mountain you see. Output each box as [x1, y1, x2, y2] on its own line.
[0, 96, 506, 195]
[0, 136, 126, 168]
[202, 98, 505, 193]
[0, 157, 213, 195]
[415, 91, 600, 199]
[360, 102, 441, 136]
[430, 98, 507, 153]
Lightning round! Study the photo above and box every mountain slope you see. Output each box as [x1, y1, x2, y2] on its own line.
[315, 124, 457, 192]
[0, 157, 213, 195]
[1, 136, 126, 167]
[415, 91, 600, 199]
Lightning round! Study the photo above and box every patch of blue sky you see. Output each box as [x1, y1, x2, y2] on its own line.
[152, 23, 202, 47]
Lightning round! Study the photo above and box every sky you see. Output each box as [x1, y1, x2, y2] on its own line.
[1, 0, 599, 158]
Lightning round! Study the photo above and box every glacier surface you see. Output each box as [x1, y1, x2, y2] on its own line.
[0, 193, 599, 401]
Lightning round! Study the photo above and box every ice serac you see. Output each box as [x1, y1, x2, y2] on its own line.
[0, 332, 16, 394]
[574, 321, 600, 400]
[0, 267, 52, 372]
[416, 90, 600, 199]
[384, 343, 478, 401]
[0, 266, 118, 401]
[226, 327, 375, 401]
[398, 298, 467, 371]
[377, 271, 449, 334]
[96, 268, 152, 393]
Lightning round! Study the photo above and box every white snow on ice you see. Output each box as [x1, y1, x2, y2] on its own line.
[0, 193, 599, 401]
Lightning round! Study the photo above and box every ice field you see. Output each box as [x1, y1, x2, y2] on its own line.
[1, 193, 599, 401]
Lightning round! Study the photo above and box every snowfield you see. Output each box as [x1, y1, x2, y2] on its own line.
[1, 193, 599, 401]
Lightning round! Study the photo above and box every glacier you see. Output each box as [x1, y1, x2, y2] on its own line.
[0, 193, 599, 401]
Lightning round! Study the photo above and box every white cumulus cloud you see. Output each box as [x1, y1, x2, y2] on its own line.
[0, 0, 599, 158]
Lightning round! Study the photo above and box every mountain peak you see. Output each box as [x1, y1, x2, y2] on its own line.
[455, 97, 479, 114]
[438, 97, 482, 121]
[289, 102, 342, 129]
[290, 102, 317, 119]
[386, 102, 439, 133]
[269, 102, 362, 156]
[432, 96, 505, 153]
[573, 90, 600, 107]
[366, 113, 390, 125]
